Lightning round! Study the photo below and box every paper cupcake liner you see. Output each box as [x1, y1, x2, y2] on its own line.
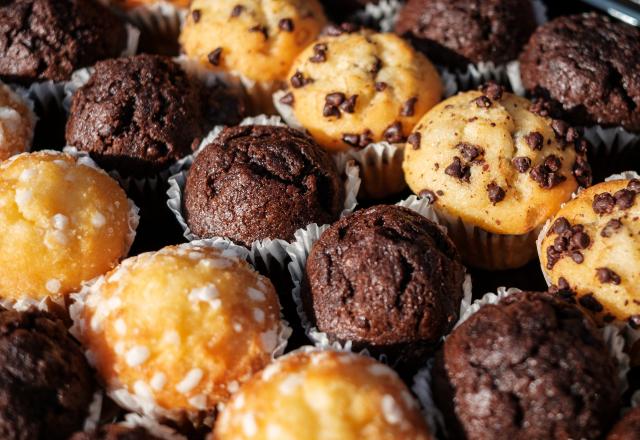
[284, 194, 473, 361]
[240, 76, 285, 115]
[412, 287, 631, 438]
[166, 114, 361, 275]
[118, 413, 186, 440]
[117, 1, 186, 47]
[350, 0, 404, 32]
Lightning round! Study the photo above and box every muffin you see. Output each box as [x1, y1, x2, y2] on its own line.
[183, 125, 345, 246]
[0, 0, 128, 84]
[303, 205, 465, 365]
[519, 13, 640, 132]
[66, 54, 246, 178]
[0, 82, 36, 161]
[607, 407, 640, 440]
[0, 151, 137, 303]
[403, 85, 591, 269]
[395, 0, 537, 70]
[214, 349, 431, 440]
[433, 291, 620, 440]
[0, 307, 96, 440]
[71, 243, 288, 422]
[539, 178, 640, 326]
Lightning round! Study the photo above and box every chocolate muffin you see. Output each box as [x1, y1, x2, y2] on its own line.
[66, 54, 246, 177]
[183, 125, 345, 246]
[70, 425, 163, 440]
[0, 0, 127, 84]
[433, 291, 620, 440]
[395, 0, 537, 69]
[519, 13, 640, 132]
[303, 205, 465, 365]
[0, 307, 95, 440]
[607, 407, 640, 440]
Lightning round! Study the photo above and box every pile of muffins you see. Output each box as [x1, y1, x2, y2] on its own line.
[0, 0, 639, 439]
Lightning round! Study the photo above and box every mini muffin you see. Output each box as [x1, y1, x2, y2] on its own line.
[183, 125, 345, 246]
[0, 0, 128, 84]
[539, 178, 640, 326]
[0, 82, 36, 161]
[0, 151, 136, 303]
[395, 0, 537, 70]
[433, 291, 620, 440]
[66, 54, 246, 178]
[0, 307, 96, 440]
[403, 85, 591, 269]
[282, 28, 442, 152]
[607, 407, 640, 440]
[214, 349, 431, 440]
[519, 13, 640, 132]
[303, 205, 465, 365]
[71, 243, 287, 421]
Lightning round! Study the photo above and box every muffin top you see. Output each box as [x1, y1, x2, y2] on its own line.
[396, 0, 537, 69]
[282, 28, 442, 152]
[607, 407, 640, 440]
[0, 307, 95, 440]
[519, 13, 640, 132]
[0, 0, 128, 84]
[304, 205, 465, 364]
[0, 151, 136, 302]
[180, 0, 327, 83]
[540, 178, 640, 326]
[214, 350, 432, 440]
[433, 291, 620, 440]
[184, 125, 345, 246]
[403, 86, 591, 235]
[66, 54, 246, 178]
[0, 82, 36, 161]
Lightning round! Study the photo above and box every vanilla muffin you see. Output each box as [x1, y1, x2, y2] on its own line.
[0, 151, 136, 303]
[282, 28, 442, 152]
[0, 83, 36, 161]
[403, 84, 591, 269]
[539, 178, 640, 327]
[71, 243, 288, 422]
[214, 349, 431, 440]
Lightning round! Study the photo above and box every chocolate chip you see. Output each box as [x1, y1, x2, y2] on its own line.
[370, 57, 382, 75]
[407, 132, 421, 150]
[249, 25, 269, 40]
[322, 24, 343, 36]
[207, 47, 223, 66]
[512, 156, 531, 173]
[544, 155, 561, 172]
[383, 121, 404, 144]
[553, 235, 568, 252]
[279, 18, 294, 32]
[628, 179, 640, 192]
[552, 217, 570, 234]
[551, 120, 569, 139]
[629, 315, 640, 329]
[596, 267, 621, 284]
[325, 92, 345, 106]
[192, 9, 201, 22]
[530, 155, 566, 189]
[603, 314, 615, 323]
[279, 92, 294, 106]
[565, 127, 580, 143]
[290, 71, 312, 88]
[546, 246, 561, 269]
[481, 82, 504, 101]
[592, 192, 615, 215]
[578, 294, 603, 312]
[340, 95, 357, 114]
[231, 4, 244, 17]
[524, 132, 543, 150]
[323, 104, 340, 118]
[614, 189, 636, 210]
[574, 138, 589, 154]
[419, 189, 437, 203]
[571, 251, 584, 264]
[474, 95, 492, 108]
[375, 82, 388, 92]
[457, 143, 483, 162]
[570, 232, 590, 250]
[572, 156, 592, 188]
[342, 130, 373, 149]
[445, 157, 470, 183]
[400, 97, 418, 117]
[558, 277, 570, 290]
[309, 43, 327, 63]
[601, 219, 622, 237]
[487, 182, 506, 204]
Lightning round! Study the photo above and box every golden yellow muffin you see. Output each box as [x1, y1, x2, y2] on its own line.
[282, 28, 442, 153]
[539, 178, 640, 327]
[71, 243, 288, 421]
[0, 151, 136, 302]
[214, 349, 431, 440]
[180, 0, 326, 83]
[0, 83, 36, 161]
[403, 85, 591, 269]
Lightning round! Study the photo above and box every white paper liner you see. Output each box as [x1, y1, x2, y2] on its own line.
[166, 114, 361, 275]
[351, 0, 403, 32]
[83, 390, 104, 432]
[284, 194, 473, 359]
[118, 413, 187, 440]
[118, 1, 186, 44]
[412, 287, 632, 438]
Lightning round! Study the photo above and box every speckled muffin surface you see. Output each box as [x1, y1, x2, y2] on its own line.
[0, 307, 95, 440]
[395, 0, 537, 69]
[433, 291, 620, 440]
[66, 54, 246, 178]
[0, 0, 127, 84]
[606, 407, 640, 440]
[184, 125, 345, 246]
[519, 13, 640, 132]
[304, 205, 465, 363]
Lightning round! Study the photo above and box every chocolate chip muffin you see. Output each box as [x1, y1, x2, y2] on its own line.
[183, 125, 345, 246]
[66, 54, 246, 178]
[70, 425, 163, 440]
[0, 0, 128, 84]
[395, 0, 537, 70]
[0, 307, 96, 440]
[607, 407, 640, 440]
[433, 291, 620, 440]
[519, 13, 640, 132]
[303, 205, 465, 365]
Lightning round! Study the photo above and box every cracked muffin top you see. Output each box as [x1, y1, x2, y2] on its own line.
[303, 205, 465, 365]
[519, 13, 640, 132]
[0, 0, 127, 84]
[183, 125, 345, 246]
[433, 291, 620, 440]
[66, 54, 247, 178]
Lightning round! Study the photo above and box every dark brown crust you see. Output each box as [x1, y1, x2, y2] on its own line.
[70, 425, 163, 440]
[606, 407, 640, 440]
[519, 13, 640, 132]
[183, 125, 345, 246]
[0, 0, 127, 84]
[303, 205, 465, 365]
[433, 291, 620, 440]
